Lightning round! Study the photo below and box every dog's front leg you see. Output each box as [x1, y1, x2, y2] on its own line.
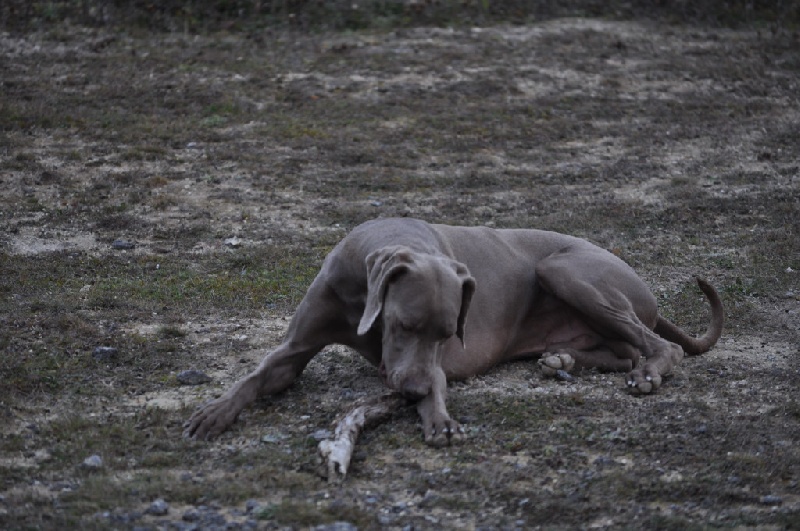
[416, 368, 464, 447]
[184, 342, 318, 440]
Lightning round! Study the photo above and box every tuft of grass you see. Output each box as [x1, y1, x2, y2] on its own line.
[83, 251, 321, 311]
[256, 499, 373, 528]
[157, 325, 187, 339]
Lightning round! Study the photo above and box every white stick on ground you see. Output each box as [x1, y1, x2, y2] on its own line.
[317, 393, 408, 483]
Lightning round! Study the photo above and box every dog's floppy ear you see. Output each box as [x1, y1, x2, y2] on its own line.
[357, 246, 413, 336]
[452, 261, 476, 348]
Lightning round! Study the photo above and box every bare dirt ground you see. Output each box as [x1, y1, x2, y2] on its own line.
[1, 12, 799, 530]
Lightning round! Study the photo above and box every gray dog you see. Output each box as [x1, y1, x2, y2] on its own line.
[185, 218, 723, 446]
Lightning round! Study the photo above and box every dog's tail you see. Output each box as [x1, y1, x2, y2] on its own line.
[655, 278, 724, 355]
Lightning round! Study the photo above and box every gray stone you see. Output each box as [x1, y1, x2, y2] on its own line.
[146, 498, 169, 516]
[82, 455, 103, 469]
[760, 494, 783, 506]
[112, 239, 136, 250]
[92, 346, 118, 361]
[312, 523, 358, 531]
[556, 369, 576, 382]
[177, 369, 212, 386]
[311, 429, 332, 441]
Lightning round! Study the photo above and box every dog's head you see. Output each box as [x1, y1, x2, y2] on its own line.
[357, 246, 475, 401]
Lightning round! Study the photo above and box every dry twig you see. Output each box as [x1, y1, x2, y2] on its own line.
[317, 393, 409, 483]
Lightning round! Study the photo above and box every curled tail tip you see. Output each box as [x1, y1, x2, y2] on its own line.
[695, 277, 721, 303]
[697, 276, 724, 352]
[656, 276, 724, 356]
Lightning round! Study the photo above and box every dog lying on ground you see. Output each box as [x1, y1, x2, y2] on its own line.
[185, 218, 723, 446]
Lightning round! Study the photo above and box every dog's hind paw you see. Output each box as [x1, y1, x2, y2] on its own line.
[625, 369, 662, 395]
[538, 352, 576, 377]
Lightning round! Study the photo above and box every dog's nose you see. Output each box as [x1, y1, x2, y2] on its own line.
[399, 378, 431, 402]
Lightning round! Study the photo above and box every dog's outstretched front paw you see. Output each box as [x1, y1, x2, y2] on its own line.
[625, 369, 663, 395]
[423, 416, 465, 448]
[538, 352, 576, 377]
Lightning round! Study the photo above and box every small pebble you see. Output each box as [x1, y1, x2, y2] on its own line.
[176, 370, 212, 386]
[245, 499, 260, 514]
[419, 491, 439, 508]
[111, 239, 135, 250]
[261, 432, 289, 443]
[556, 369, 576, 382]
[311, 429, 332, 441]
[146, 498, 169, 516]
[82, 455, 103, 469]
[760, 494, 783, 506]
[312, 523, 358, 531]
[92, 346, 118, 361]
[593, 456, 614, 467]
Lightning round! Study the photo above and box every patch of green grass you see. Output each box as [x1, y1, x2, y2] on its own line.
[55, 456, 318, 519]
[201, 114, 229, 127]
[0, 347, 81, 396]
[0, 151, 43, 171]
[256, 499, 373, 528]
[637, 515, 707, 531]
[85, 251, 321, 311]
[157, 325, 187, 339]
[205, 101, 241, 117]
[458, 393, 555, 431]
[58, 472, 216, 515]
[0, 245, 328, 405]
[2, 422, 27, 446]
[119, 144, 169, 161]
[0, 247, 323, 316]
[199, 100, 244, 128]
[256, 115, 331, 141]
[41, 409, 176, 469]
[428, 493, 481, 512]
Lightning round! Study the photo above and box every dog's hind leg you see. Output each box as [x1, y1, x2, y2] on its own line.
[539, 342, 641, 376]
[535, 247, 684, 394]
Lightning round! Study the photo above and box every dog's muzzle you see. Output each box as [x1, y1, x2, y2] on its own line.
[379, 360, 431, 401]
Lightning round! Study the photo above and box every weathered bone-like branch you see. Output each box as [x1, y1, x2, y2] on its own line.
[317, 393, 408, 483]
